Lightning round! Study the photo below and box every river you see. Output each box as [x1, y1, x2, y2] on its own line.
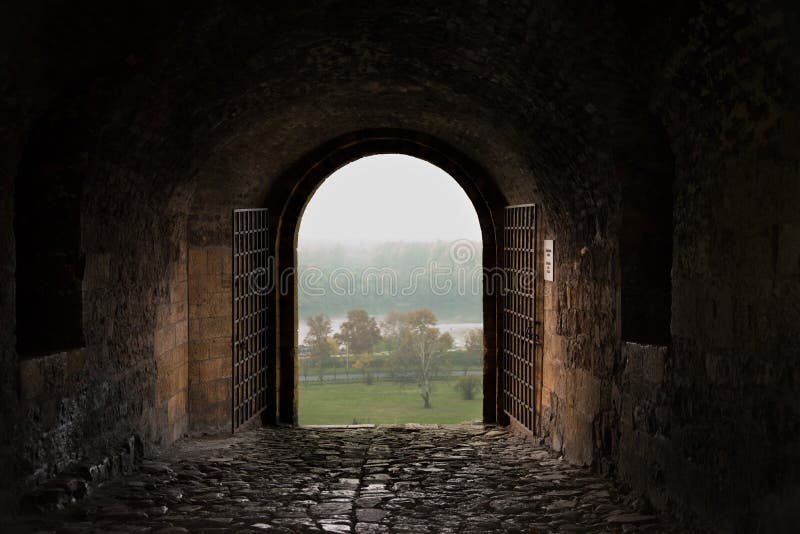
[298, 317, 482, 348]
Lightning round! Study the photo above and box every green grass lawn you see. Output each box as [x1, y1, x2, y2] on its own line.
[298, 378, 482, 425]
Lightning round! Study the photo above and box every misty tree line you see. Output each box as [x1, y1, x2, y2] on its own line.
[302, 309, 483, 408]
[298, 241, 482, 322]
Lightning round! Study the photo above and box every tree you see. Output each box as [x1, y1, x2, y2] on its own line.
[336, 309, 381, 356]
[379, 310, 404, 353]
[464, 327, 483, 354]
[463, 327, 483, 373]
[353, 353, 375, 384]
[395, 309, 453, 408]
[304, 314, 333, 364]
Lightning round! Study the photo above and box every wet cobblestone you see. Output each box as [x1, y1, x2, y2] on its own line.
[11, 425, 684, 533]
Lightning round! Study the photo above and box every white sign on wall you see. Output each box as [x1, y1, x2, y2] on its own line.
[543, 239, 554, 282]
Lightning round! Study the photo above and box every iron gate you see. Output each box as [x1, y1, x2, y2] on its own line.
[232, 208, 270, 431]
[502, 204, 538, 432]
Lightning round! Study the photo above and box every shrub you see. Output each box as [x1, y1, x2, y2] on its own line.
[454, 375, 481, 400]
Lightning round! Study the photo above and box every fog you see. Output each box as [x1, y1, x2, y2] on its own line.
[298, 154, 481, 245]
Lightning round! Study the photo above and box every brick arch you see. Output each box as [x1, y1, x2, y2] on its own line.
[269, 129, 507, 425]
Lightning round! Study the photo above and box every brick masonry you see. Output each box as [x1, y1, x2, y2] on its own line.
[188, 246, 233, 433]
[154, 239, 189, 444]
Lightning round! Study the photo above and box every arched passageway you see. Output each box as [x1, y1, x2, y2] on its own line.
[2, 2, 798, 531]
[272, 137, 505, 427]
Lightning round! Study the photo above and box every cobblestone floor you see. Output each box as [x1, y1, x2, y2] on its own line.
[11, 425, 684, 533]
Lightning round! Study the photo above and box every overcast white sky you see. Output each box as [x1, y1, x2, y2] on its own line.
[298, 154, 481, 243]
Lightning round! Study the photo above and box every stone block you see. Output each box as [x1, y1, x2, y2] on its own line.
[220, 274, 232, 289]
[170, 280, 187, 305]
[188, 300, 206, 319]
[157, 363, 188, 403]
[154, 325, 175, 357]
[176, 363, 188, 393]
[171, 260, 187, 284]
[19, 358, 44, 401]
[642, 346, 666, 384]
[207, 294, 231, 318]
[172, 343, 188, 369]
[187, 319, 205, 342]
[210, 401, 229, 423]
[188, 247, 206, 276]
[174, 319, 188, 345]
[179, 239, 188, 262]
[554, 368, 568, 400]
[191, 292, 230, 319]
[168, 391, 187, 424]
[204, 378, 230, 405]
[543, 282, 556, 311]
[66, 349, 84, 377]
[156, 368, 173, 403]
[540, 385, 553, 409]
[188, 385, 204, 411]
[188, 359, 200, 384]
[545, 333, 566, 364]
[206, 338, 231, 360]
[189, 316, 230, 341]
[574, 369, 602, 416]
[564, 407, 594, 466]
[198, 356, 231, 382]
[542, 354, 561, 394]
[543, 309, 557, 332]
[193, 401, 228, 427]
[189, 339, 210, 362]
[189, 274, 223, 295]
[155, 304, 170, 327]
[623, 343, 643, 382]
[170, 301, 187, 323]
[623, 342, 667, 386]
[207, 247, 230, 275]
[160, 345, 177, 369]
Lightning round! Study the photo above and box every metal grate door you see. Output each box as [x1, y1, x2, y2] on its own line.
[232, 209, 270, 432]
[502, 204, 537, 432]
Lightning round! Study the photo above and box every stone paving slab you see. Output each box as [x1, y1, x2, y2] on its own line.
[9, 425, 686, 533]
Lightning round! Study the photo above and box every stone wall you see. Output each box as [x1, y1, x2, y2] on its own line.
[538, 211, 618, 471]
[616, 343, 670, 507]
[613, 3, 800, 530]
[154, 240, 189, 444]
[536, 4, 800, 531]
[188, 245, 233, 433]
[4, 179, 192, 511]
[0, 2, 196, 517]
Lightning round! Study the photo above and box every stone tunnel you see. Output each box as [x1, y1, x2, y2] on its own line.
[1, 1, 799, 532]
